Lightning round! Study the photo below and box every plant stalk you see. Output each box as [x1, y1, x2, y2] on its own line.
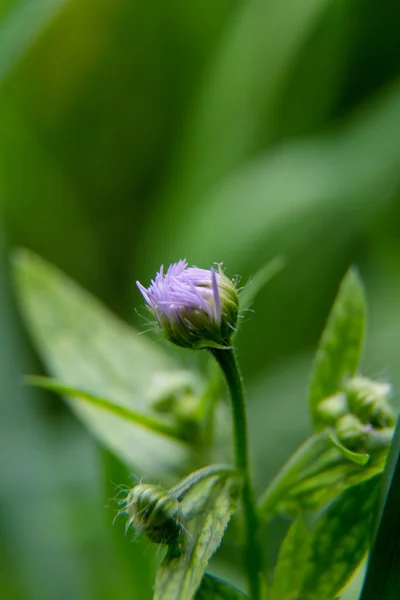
[211, 348, 262, 600]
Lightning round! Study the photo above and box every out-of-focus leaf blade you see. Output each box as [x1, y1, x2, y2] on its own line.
[195, 573, 248, 599]
[12, 249, 201, 478]
[359, 416, 400, 600]
[300, 478, 380, 600]
[0, 103, 101, 284]
[26, 375, 183, 440]
[0, 0, 68, 82]
[309, 269, 366, 426]
[269, 0, 352, 140]
[154, 82, 400, 271]
[154, 477, 238, 600]
[270, 517, 309, 600]
[165, 0, 335, 205]
[239, 256, 285, 309]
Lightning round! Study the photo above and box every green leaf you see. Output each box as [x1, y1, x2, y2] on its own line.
[12, 249, 202, 478]
[171, 465, 235, 504]
[300, 477, 380, 600]
[154, 477, 238, 600]
[195, 573, 248, 599]
[270, 517, 310, 600]
[309, 269, 366, 427]
[26, 376, 183, 440]
[359, 416, 400, 600]
[238, 256, 286, 309]
[0, 0, 68, 82]
[259, 433, 388, 518]
[328, 432, 369, 466]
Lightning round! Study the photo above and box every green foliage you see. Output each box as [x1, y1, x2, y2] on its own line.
[359, 416, 400, 600]
[269, 479, 379, 600]
[15, 256, 395, 599]
[300, 478, 380, 600]
[121, 466, 234, 549]
[0, 0, 67, 82]
[150, 82, 400, 275]
[160, 0, 342, 206]
[259, 432, 386, 518]
[238, 256, 286, 310]
[255, 268, 395, 600]
[154, 476, 239, 600]
[309, 269, 366, 426]
[171, 465, 236, 506]
[270, 517, 310, 600]
[12, 249, 201, 478]
[259, 268, 392, 519]
[3, 0, 400, 598]
[26, 375, 184, 440]
[195, 573, 248, 599]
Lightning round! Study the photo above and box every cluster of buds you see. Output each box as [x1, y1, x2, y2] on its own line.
[316, 376, 395, 452]
[137, 260, 239, 350]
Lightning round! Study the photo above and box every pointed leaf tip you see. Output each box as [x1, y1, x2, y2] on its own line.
[309, 268, 366, 428]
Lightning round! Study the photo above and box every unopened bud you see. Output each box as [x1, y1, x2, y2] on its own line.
[344, 377, 395, 428]
[123, 484, 184, 545]
[316, 393, 348, 425]
[336, 414, 366, 448]
[137, 261, 239, 349]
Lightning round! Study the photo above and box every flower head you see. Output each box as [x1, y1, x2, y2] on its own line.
[137, 260, 239, 349]
[122, 483, 184, 545]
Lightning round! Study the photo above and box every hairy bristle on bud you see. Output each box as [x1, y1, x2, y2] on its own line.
[121, 483, 184, 545]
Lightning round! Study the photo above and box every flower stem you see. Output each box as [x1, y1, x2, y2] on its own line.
[211, 348, 262, 600]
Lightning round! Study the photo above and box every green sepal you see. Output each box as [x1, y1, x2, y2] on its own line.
[328, 431, 370, 466]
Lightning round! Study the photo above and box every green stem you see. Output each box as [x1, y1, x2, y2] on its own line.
[211, 348, 262, 600]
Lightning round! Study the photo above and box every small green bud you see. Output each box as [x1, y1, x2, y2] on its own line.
[316, 393, 348, 425]
[120, 465, 234, 547]
[344, 376, 395, 428]
[336, 414, 366, 449]
[154, 392, 202, 444]
[123, 484, 184, 545]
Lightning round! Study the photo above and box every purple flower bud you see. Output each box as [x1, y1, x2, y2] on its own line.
[137, 260, 239, 349]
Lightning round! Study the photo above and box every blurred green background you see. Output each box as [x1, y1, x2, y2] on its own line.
[1, 0, 400, 598]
